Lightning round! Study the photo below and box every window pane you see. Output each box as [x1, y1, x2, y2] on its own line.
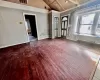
[80, 25, 92, 34]
[96, 15, 100, 35]
[96, 24, 100, 35]
[62, 17, 68, 21]
[81, 14, 95, 24]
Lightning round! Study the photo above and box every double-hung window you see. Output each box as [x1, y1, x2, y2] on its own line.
[79, 13, 95, 34]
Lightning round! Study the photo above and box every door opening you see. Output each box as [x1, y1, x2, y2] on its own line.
[61, 16, 69, 38]
[54, 17, 59, 38]
[24, 14, 38, 41]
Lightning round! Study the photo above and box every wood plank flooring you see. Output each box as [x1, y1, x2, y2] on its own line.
[0, 39, 99, 80]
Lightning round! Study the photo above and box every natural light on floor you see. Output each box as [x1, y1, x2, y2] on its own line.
[84, 50, 99, 62]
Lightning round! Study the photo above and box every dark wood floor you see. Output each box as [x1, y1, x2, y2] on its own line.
[0, 39, 98, 80]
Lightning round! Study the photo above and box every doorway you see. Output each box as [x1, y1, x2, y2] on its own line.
[61, 16, 69, 38]
[54, 17, 59, 38]
[24, 14, 38, 41]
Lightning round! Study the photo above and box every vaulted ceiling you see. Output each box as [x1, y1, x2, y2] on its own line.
[43, 0, 92, 11]
[6, 0, 92, 11]
[27, 0, 51, 10]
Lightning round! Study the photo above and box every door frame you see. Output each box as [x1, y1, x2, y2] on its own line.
[54, 16, 59, 38]
[23, 13, 38, 41]
[61, 14, 70, 38]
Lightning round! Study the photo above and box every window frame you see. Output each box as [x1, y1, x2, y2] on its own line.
[76, 12, 100, 36]
[95, 14, 100, 35]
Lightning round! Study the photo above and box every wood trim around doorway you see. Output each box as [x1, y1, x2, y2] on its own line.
[23, 13, 38, 41]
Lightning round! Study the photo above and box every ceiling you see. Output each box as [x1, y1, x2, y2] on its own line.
[7, 0, 92, 11]
[43, 0, 92, 11]
[27, 0, 51, 10]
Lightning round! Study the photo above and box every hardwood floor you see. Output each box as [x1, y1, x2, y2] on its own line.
[0, 39, 99, 80]
[76, 41, 100, 55]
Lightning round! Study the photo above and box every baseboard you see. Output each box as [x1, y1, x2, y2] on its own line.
[38, 35, 49, 40]
[0, 41, 30, 49]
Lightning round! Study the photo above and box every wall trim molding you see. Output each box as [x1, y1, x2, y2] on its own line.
[0, 40, 30, 49]
[51, 10, 60, 13]
[48, 10, 60, 14]
[0, 0, 48, 13]
[23, 13, 39, 41]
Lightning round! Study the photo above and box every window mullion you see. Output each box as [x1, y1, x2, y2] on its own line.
[91, 12, 100, 35]
[76, 16, 82, 34]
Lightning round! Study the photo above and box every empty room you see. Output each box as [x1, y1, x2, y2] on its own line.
[0, 0, 100, 80]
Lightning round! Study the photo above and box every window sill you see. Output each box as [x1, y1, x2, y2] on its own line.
[74, 33, 100, 38]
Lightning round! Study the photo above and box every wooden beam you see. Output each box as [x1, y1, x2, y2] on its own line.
[48, 0, 55, 5]
[68, 0, 79, 4]
[55, 0, 65, 10]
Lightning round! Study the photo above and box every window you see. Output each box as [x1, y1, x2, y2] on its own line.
[76, 12, 100, 36]
[62, 17, 68, 21]
[96, 16, 100, 35]
[79, 13, 95, 34]
[61, 16, 69, 37]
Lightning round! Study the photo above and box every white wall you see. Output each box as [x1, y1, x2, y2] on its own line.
[34, 12, 49, 40]
[0, 7, 49, 48]
[0, 7, 29, 48]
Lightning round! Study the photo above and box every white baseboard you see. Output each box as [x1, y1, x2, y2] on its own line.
[0, 41, 30, 49]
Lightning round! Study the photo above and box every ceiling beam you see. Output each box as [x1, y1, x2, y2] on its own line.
[43, 0, 65, 11]
[55, 0, 65, 10]
[47, 0, 55, 5]
[68, 0, 79, 4]
[61, 0, 95, 13]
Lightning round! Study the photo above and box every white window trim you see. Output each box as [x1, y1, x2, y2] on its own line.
[76, 12, 100, 37]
